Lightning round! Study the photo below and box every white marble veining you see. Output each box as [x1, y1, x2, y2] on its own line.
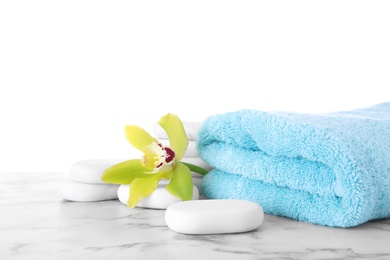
[1, 172, 390, 260]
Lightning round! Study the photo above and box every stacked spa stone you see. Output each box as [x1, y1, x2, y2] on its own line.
[60, 121, 211, 208]
[60, 159, 123, 202]
[152, 121, 212, 196]
[61, 159, 200, 208]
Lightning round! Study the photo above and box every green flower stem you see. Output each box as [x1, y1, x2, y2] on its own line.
[180, 162, 209, 176]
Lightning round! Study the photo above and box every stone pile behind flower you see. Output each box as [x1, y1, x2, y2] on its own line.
[61, 159, 200, 208]
[153, 121, 212, 196]
[60, 159, 123, 202]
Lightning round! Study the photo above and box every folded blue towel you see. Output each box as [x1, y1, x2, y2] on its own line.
[197, 103, 390, 227]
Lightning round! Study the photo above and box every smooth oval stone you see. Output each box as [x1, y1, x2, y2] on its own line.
[118, 182, 199, 209]
[192, 177, 202, 191]
[70, 159, 125, 184]
[165, 199, 264, 234]
[60, 179, 119, 202]
[181, 157, 212, 170]
[181, 157, 212, 178]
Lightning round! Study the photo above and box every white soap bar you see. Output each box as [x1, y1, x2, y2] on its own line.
[165, 199, 264, 234]
[159, 140, 199, 158]
[60, 179, 119, 202]
[70, 159, 125, 184]
[118, 182, 199, 209]
[153, 121, 202, 141]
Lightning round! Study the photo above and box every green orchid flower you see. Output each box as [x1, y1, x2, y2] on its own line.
[101, 113, 208, 208]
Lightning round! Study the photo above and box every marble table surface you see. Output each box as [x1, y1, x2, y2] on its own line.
[1, 172, 390, 260]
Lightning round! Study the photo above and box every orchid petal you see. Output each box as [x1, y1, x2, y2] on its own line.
[127, 172, 170, 208]
[101, 159, 149, 184]
[158, 113, 188, 161]
[165, 162, 193, 201]
[125, 125, 158, 151]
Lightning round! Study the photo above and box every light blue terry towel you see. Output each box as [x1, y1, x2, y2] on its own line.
[197, 103, 390, 227]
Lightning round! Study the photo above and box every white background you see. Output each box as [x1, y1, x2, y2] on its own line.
[1, 1, 389, 173]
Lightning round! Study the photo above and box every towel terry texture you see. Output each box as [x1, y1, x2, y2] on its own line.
[197, 103, 390, 227]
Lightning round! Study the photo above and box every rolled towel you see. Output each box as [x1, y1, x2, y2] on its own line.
[197, 103, 390, 227]
[153, 121, 202, 141]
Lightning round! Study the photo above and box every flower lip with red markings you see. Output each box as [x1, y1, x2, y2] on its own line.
[141, 142, 176, 174]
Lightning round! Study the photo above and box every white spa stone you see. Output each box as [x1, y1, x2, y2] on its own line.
[60, 179, 119, 202]
[181, 157, 212, 170]
[190, 171, 205, 178]
[165, 199, 264, 235]
[153, 121, 202, 141]
[69, 159, 125, 184]
[192, 176, 202, 191]
[181, 157, 212, 177]
[117, 182, 200, 209]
